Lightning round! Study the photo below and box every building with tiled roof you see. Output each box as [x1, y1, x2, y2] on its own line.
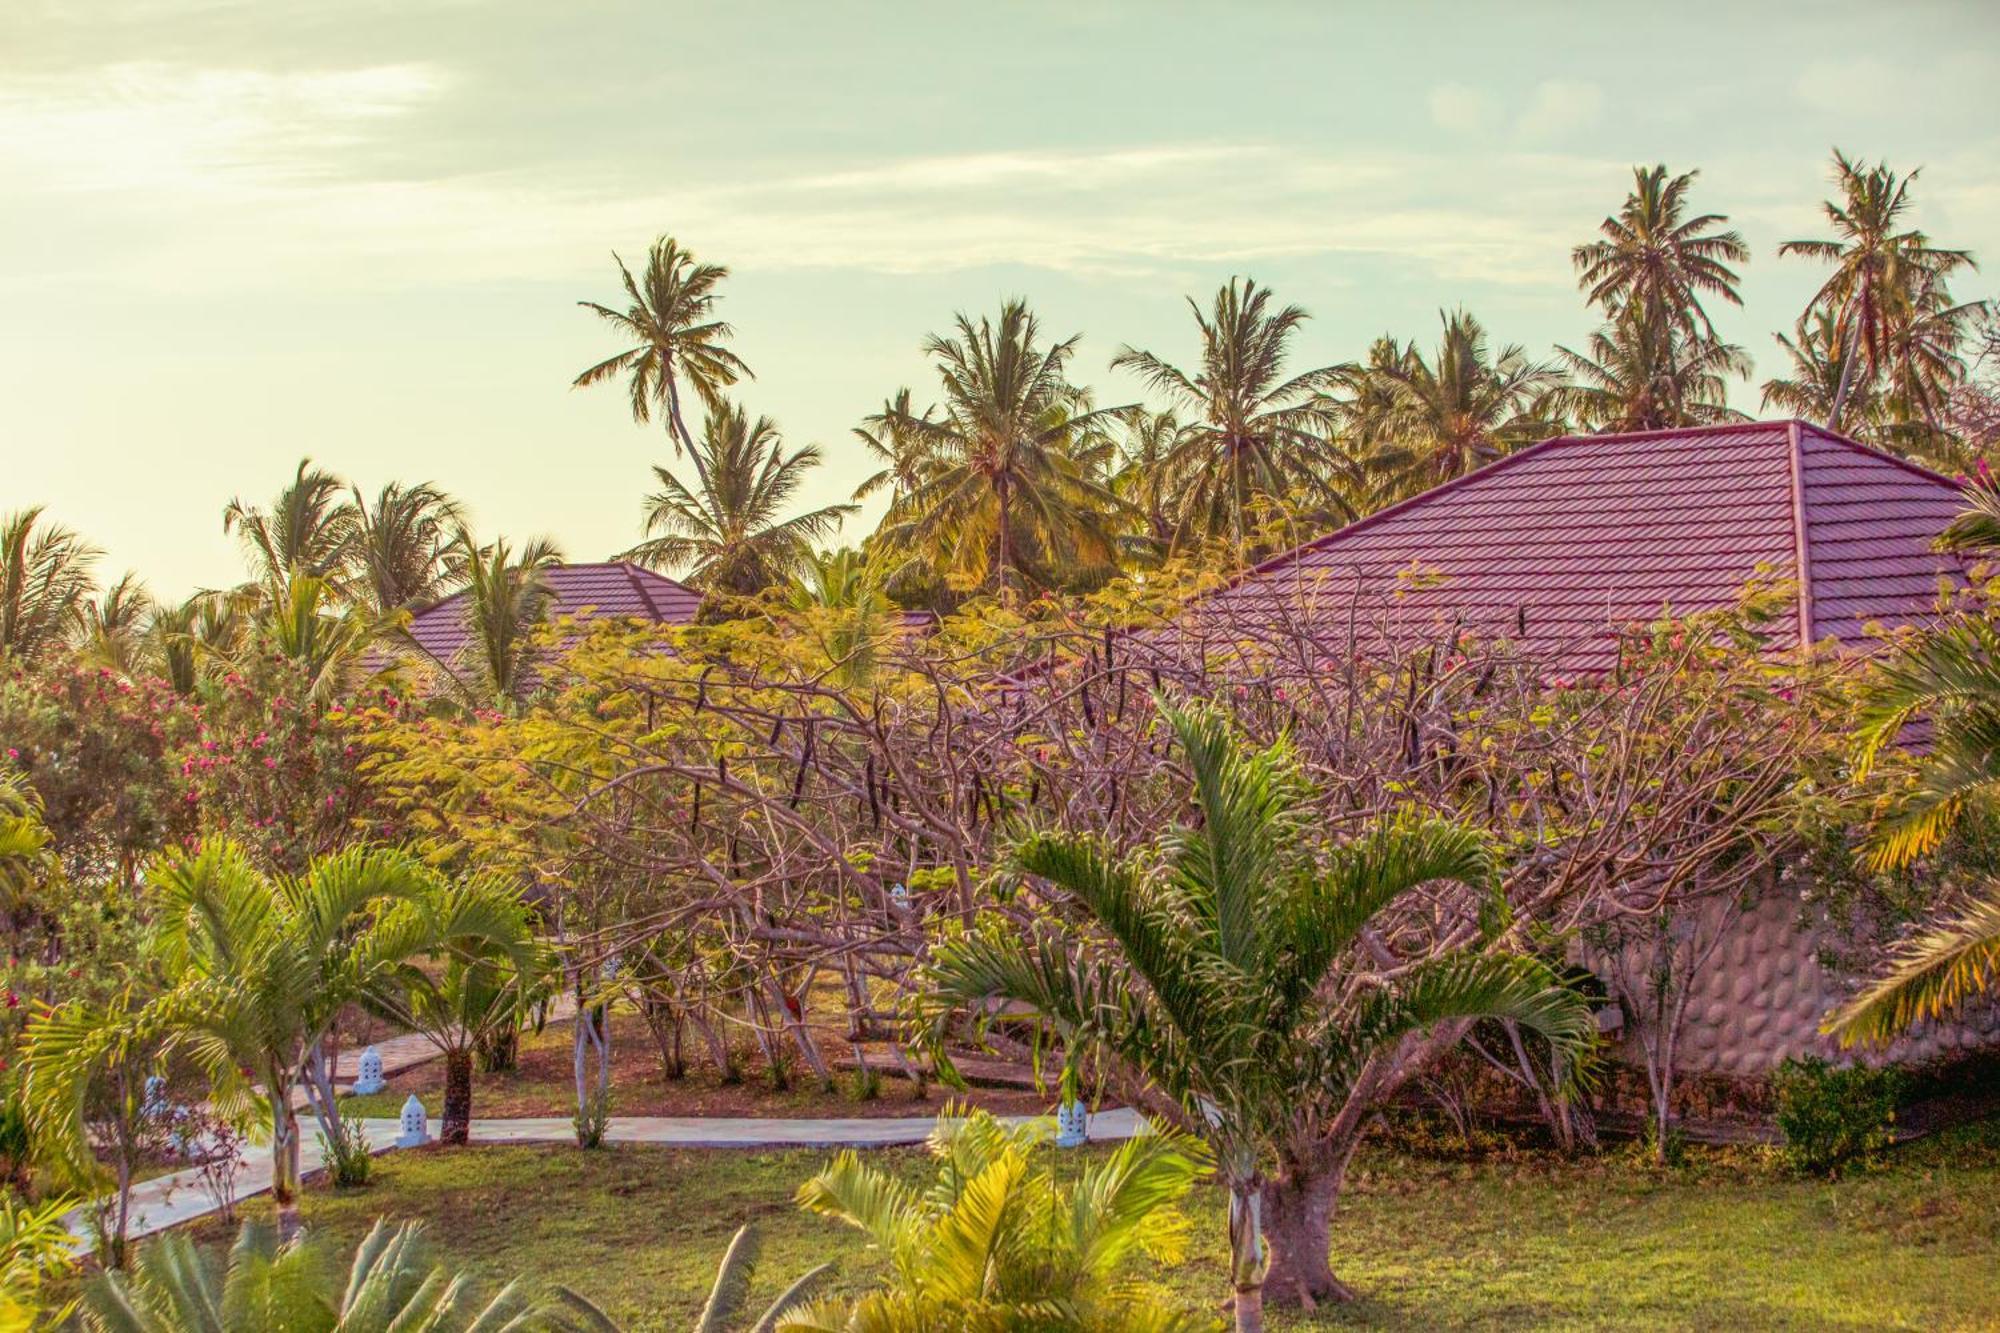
[395, 561, 701, 691]
[1189, 419, 1966, 672]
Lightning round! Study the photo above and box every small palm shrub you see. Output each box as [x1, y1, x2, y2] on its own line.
[77, 1217, 579, 1331]
[1771, 1056, 1902, 1176]
[781, 1106, 1218, 1332]
[555, 1223, 830, 1332]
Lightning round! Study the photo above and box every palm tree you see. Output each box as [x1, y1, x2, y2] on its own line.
[555, 1224, 832, 1332]
[1780, 150, 1978, 432]
[851, 389, 939, 503]
[1572, 164, 1749, 337]
[1351, 310, 1560, 502]
[0, 507, 98, 665]
[1553, 305, 1750, 432]
[1110, 407, 1192, 551]
[574, 236, 752, 454]
[80, 573, 154, 677]
[1824, 885, 2000, 1047]
[787, 547, 893, 688]
[366, 873, 545, 1144]
[223, 459, 357, 589]
[350, 480, 466, 614]
[244, 573, 377, 707]
[1763, 307, 1877, 428]
[409, 531, 562, 709]
[623, 405, 854, 603]
[84, 842, 450, 1237]
[77, 1218, 578, 1331]
[882, 301, 1132, 598]
[780, 1108, 1212, 1333]
[1112, 278, 1351, 558]
[925, 699, 1594, 1327]
[145, 595, 207, 696]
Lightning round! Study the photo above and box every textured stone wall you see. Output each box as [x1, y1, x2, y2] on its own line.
[1639, 881, 2000, 1077]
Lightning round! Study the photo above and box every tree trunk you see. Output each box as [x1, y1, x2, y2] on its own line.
[1261, 1165, 1358, 1308]
[271, 1098, 303, 1241]
[478, 1023, 519, 1074]
[441, 1049, 473, 1145]
[1227, 1181, 1268, 1333]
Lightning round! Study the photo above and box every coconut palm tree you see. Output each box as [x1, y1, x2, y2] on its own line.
[574, 236, 752, 455]
[851, 389, 940, 504]
[882, 301, 1132, 598]
[1110, 407, 1192, 552]
[223, 459, 357, 589]
[1780, 151, 1978, 432]
[1572, 164, 1749, 338]
[1763, 308, 1877, 428]
[0, 507, 98, 665]
[366, 873, 546, 1144]
[1552, 305, 1750, 432]
[77, 1218, 581, 1331]
[350, 480, 466, 615]
[779, 1108, 1213, 1333]
[1353, 310, 1560, 503]
[624, 405, 855, 603]
[244, 573, 378, 707]
[145, 595, 207, 696]
[1111, 278, 1352, 558]
[81, 842, 451, 1238]
[925, 699, 1594, 1328]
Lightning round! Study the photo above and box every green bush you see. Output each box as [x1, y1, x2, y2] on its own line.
[1771, 1056, 1901, 1175]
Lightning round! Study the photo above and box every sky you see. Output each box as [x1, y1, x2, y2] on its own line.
[4, 0, 1998, 598]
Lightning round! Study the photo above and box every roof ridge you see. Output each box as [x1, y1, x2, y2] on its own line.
[1785, 421, 1816, 646]
[619, 561, 664, 619]
[1793, 419, 1968, 490]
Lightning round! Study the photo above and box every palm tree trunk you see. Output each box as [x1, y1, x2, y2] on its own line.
[995, 474, 1014, 601]
[1227, 1180, 1268, 1333]
[271, 1094, 303, 1241]
[1260, 1152, 1359, 1308]
[440, 1048, 473, 1145]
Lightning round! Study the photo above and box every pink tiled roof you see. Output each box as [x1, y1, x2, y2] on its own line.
[403, 561, 701, 672]
[1189, 420, 1966, 673]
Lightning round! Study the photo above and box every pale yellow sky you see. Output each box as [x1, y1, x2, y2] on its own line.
[4, 0, 1997, 596]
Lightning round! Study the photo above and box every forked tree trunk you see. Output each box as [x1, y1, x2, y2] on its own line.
[441, 1049, 474, 1145]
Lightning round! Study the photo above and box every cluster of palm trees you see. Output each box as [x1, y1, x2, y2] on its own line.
[572, 151, 1990, 608]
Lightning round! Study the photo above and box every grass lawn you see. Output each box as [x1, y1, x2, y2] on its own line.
[188, 1116, 2000, 1331]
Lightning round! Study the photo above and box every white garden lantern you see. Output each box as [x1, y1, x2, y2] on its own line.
[396, 1094, 430, 1148]
[143, 1074, 170, 1121]
[1055, 1099, 1088, 1148]
[351, 1046, 386, 1095]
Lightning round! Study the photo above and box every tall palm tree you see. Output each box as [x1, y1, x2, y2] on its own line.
[1352, 310, 1560, 503]
[574, 236, 752, 455]
[1780, 150, 1978, 432]
[851, 389, 940, 503]
[223, 459, 357, 589]
[349, 480, 466, 614]
[1110, 407, 1193, 552]
[786, 547, 894, 688]
[366, 873, 545, 1144]
[77, 1218, 576, 1331]
[245, 573, 377, 707]
[1553, 305, 1751, 432]
[0, 507, 98, 665]
[925, 699, 1594, 1328]
[1112, 278, 1352, 558]
[1572, 164, 1749, 338]
[883, 301, 1132, 598]
[781, 1109, 1212, 1333]
[36, 842, 452, 1238]
[623, 405, 854, 602]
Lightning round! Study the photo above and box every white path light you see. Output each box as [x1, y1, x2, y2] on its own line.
[396, 1095, 430, 1148]
[351, 1046, 386, 1095]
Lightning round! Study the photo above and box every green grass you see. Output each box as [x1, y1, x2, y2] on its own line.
[197, 1119, 2000, 1331]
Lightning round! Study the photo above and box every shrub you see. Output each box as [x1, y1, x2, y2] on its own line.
[573, 1087, 610, 1149]
[317, 1111, 374, 1188]
[1771, 1055, 1901, 1175]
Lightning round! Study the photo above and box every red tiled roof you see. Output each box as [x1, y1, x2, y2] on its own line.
[403, 561, 701, 671]
[1189, 420, 1966, 673]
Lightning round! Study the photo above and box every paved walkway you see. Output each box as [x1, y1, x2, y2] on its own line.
[69, 1107, 1146, 1251]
